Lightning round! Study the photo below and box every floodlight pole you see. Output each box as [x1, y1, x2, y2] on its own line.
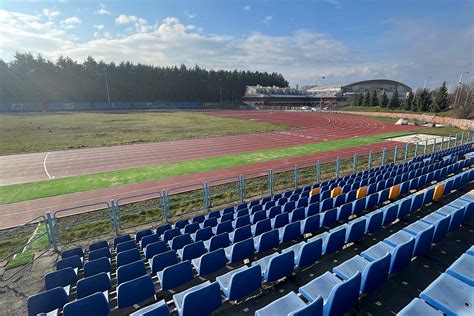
[219, 79, 223, 104]
[104, 67, 111, 103]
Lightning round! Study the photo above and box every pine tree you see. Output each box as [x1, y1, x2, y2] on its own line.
[405, 91, 414, 111]
[351, 93, 359, 106]
[363, 91, 371, 106]
[380, 91, 389, 108]
[432, 81, 449, 113]
[415, 89, 432, 112]
[370, 90, 379, 107]
[388, 89, 400, 109]
[356, 93, 364, 106]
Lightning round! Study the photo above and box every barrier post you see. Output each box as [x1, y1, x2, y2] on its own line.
[424, 139, 428, 154]
[110, 200, 119, 236]
[352, 154, 357, 174]
[404, 143, 409, 161]
[454, 133, 458, 146]
[238, 175, 245, 202]
[268, 170, 274, 195]
[393, 145, 398, 163]
[381, 148, 386, 165]
[316, 161, 321, 183]
[46, 212, 58, 252]
[293, 164, 299, 189]
[162, 190, 169, 222]
[415, 142, 419, 156]
[335, 157, 340, 178]
[204, 182, 210, 211]
[432, 138, 436, 153]
[447, 135, 451, 148]
[460, 133, 464, 145]
[441, 136, 444, 149]
[368, 150, 373, 169]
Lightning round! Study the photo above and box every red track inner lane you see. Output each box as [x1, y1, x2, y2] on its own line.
[0, 111, 417, 186]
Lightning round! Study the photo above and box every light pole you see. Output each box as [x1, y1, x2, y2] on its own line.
[104, 67, 111, 103]
[454, 71, 470, 107]
[423, 77, 432, 90]
[463, 75, 473, 106]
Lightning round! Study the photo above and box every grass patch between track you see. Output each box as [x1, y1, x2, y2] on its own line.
[0, 131, 415, 205]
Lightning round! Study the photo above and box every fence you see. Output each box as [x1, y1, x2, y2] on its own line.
[0, 133, 472, 272]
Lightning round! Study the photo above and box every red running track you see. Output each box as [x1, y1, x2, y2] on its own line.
[0, 141, 406, 229]
[0, 111, 417, 186]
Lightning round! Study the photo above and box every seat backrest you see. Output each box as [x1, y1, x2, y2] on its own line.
[89, 247, 111, 261]
[235, 215, 251, 228]
[273, 212, 289, 229]
[45, 267, 77, 290]
[254, 218, 272, 236]
[175, 219, 190, 229]
[233, 225, 252, 243]
[136, 229, 153, 242]
[145, 241, 168, 260]
[116, 239, 136, 253]
[117, 274, 156, 309]
[346, 217, 366, 243]
[194, 226, 214, 242]
[365, 210, 383, 233]
[321, 208, 337, 227]
[257, 229, 279, 253]
[141, 234, 160, 249]
[324, 226, 346, 254]
[220, 213, 234, 223]
[290, 207, 305, 223]
[325, 272, 361, 316]
[181, 241, 206, 261]
[361, 253, 391, 293]
[229, 238, 254, 263]
[161, 261, 194, 291]
[84, 257, 112, 278]
[301, 214, 320, 235]
[117, 248, 141, 267]
[89, 240, 109, 252]
[281, 222, 301, 243]
[63, 292, 109, 316]
[27, 287, 69, 316]
[252, 210, 267, 224]
[228, 265, 262, 301]
[390, 237, 415, 273]
[215, 220, 233, 235]
[299, 238, 322, 268]
[268, 205, 282, 218]
[151, 250, 178, 274]
[209, 233, 230, 251]
[170, 234, 192, 250]
[163, 228, 181, 242]
[117, 260, 147, 285]
[183, 222, 201, 234]
[114, 234, 132, 248]
[306, 202, 319, 217]
[266, 251, 294, 282]
[77, 272, 112, 299]
[61, 247, 84, 259]
[181, 282, 222, 316]
[203, 217, 218, 228]
[198, 248, 228, 276]
[288, 295, 323, 316]
[57, 255, 83, 271]
[156, 223, 173, 237]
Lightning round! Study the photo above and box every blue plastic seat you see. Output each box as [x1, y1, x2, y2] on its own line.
[352, 197, 366, 215]
[84, 257, 112, 278]
[337, 203, 352, 221]
[158, 261, 194, 291]
[89, 240, 109, 252]
[116, 239, 136, 253]
[320, 208, 337, 227]
[216, 264, 262, 301]
[219, 213, 234, 223]
[150, 250, 178, 274]
[130, 300, 170, 316]
[283, 238, 322, 268]
[397, 198, 412, 218]
[333, 253, 390, 293]
[136, 229, 153, 242]
[397, 298, 443, 316]
[320, 198, 333, 213]
[402, 221, 435, 257]
[27, 287, 69, 316]
[117, 274, 156, 309]
[192, 248, 228, 276]
[163, 228, 181, 242]
[306, 202, 319, 216]
[61, 247, 84, 259]
[89, 247, 111, 261]
[411, 192, 424, 212]
[299, 271, 361, 316]
[420, 273, 473, 316]
[236, 208, 249, 218]
[213, 220, 233, 235]
[301, 214, 320, 235]
[141, 233, 160, 249]
[313, 226, 346, 255]
[192, 226, 214, 242]
[421, 212, 451, 243]
[175, 219, 191, 230]
[144, 241, 168, 260]
[264, 201, 276, 210]
[177, 240, 206, 261]
[230, 225, 252, 243]
[435, 204, 465, 232]
[290, 207, 306, 223]
[156, 224, 173, 237]
[252, 210, 267, 224]
[272, 212, 290, 229]
[254, 229, 280, 253]
[63, 292, 109, 316]
[344, 217, 366, 243]
[253, 251, 294, 282]
[364, 209, 383, 233]
[366, 193, 379, 209]
[267, 205, 282, 219]
[57, 255, 83, 272]
[233, 215, 251, 228]
[45, 267, 77, 294]
[252, 218, 272, 236]
[203, 232, 230, 251]
[202, 217, 218, 228]
[224, 238, 255, 263]
[382, 204, 399, 226]
[446, 253, 473, 286]
[173, 281, 222, 316]
[113, 235, 132, 249]
[117, 248, 141, 267]
[192, 215, 205, 224]
[117, 260, 147, 285]
[168, 234, 192, 250]
[255, 291, 323, 316]
[362, 238, 414, 273]
[77, 272, 112, 299]
[279, 222, 301, 243]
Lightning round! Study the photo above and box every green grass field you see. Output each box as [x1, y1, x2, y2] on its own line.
[0, 111, 289, 154]
[340, 106, 458, 118]
[0, 131, 415, 205]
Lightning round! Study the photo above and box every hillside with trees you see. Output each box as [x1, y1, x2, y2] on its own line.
[0, 53, 288, 103]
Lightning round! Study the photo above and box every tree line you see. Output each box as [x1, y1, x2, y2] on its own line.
[350, 81, 472, 118]
[0, 53, 289, 103]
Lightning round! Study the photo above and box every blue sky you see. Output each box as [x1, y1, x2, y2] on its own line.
[0, 0, 473, 89]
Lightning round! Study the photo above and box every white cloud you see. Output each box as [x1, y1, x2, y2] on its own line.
[184, 10, 196, 19]
[263, 16, 272, 25]
[93, 24, 104, 31]
[94, 3, 110, 15]
[243, 5, 251, 11]
[325, 0, 341, 9]
[115, 14, 150, 33]
[42, 8, 60, 20]
[60, 16, 81, 29]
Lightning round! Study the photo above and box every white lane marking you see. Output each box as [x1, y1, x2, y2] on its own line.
[43, 152, 54, 179]
[12, 222, 41, 259]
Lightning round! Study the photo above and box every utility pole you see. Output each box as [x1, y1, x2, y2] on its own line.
[464, 75, 473, 107]
[104, 67, 111, 103]
[454, 72, 469, 107]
